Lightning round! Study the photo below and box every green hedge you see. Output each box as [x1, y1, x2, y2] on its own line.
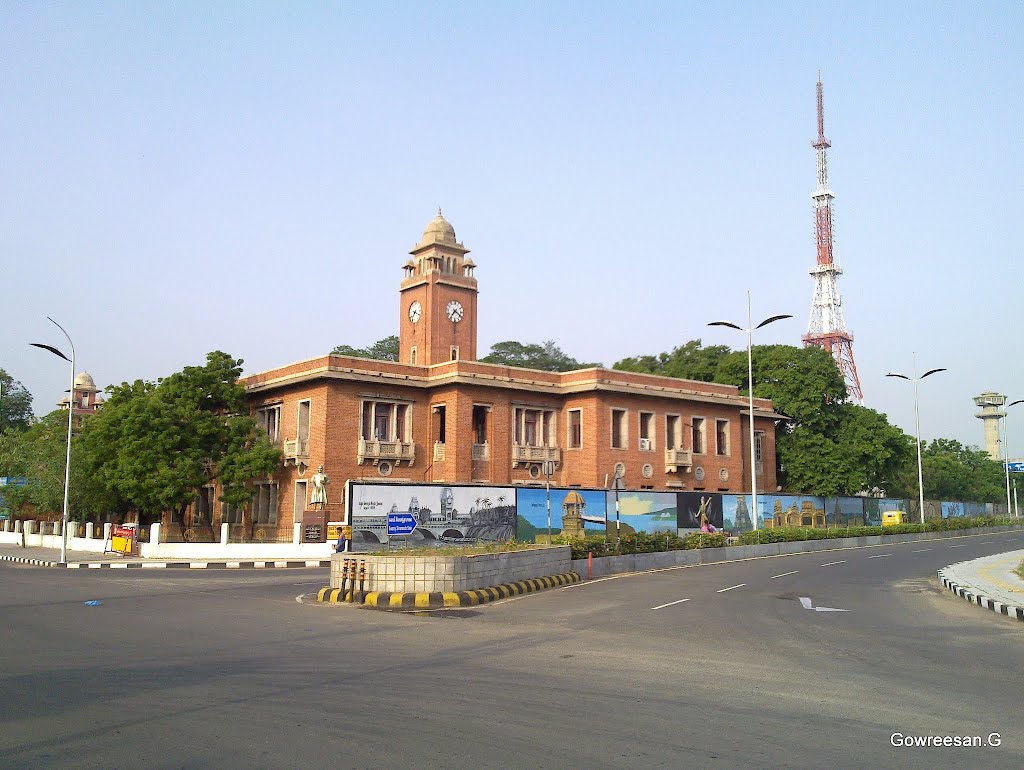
[554, 515, 1018, 559]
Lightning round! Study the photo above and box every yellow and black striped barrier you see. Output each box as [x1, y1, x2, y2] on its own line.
[315, 572, 580, 609]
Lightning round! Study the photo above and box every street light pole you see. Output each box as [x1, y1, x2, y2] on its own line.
[30, 317, 75, 565]
[709, 292, 791, 532]
[1003, 399, 1023, 517]
[886, 354, 945, 525]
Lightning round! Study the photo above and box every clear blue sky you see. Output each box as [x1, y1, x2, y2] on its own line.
[3, 2, 1021, 454]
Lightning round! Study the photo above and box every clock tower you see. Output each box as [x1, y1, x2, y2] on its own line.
[400, 210, 479, 366]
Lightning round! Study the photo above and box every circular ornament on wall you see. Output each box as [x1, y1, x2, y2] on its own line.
[529, 464, 542, 479]
[614, 462, 626, 478]
[378, 460, 394, 477]
[694, 465, 705, 482]
[642, 464, 653, 479]
[719, 468, 729, 482]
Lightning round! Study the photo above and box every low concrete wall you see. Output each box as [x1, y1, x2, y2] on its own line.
[334, 546, 572, 593]
[571, 525, 1024, 578]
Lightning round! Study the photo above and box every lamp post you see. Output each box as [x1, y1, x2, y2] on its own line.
[709, 292, 791, 532]
[1002, 399, 1023, 517]
[886, 354, 945, 524]
[30, 317, 75, 565]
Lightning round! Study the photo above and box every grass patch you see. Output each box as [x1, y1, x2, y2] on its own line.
[1016, 560, 1024, 582]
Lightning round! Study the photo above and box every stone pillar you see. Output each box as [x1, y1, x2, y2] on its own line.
[102, 523, 112, 542]
[293, 522, 302, 545]
[85, 522, 94, 540]
[221, 522, 229, 545]
[14, 520, 23, 533]
[150, 522, 161, 545]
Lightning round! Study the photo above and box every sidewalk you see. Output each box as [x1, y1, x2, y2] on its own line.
[0, 544, 332, 569]
[938, 550, 1024, 621]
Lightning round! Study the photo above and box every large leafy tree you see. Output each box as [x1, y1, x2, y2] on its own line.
[914, 439, 1006, 502]
[0, 411, 68, 516]
[481, 340, 601, 372]
[0, 369, 34, 432]
[78, 351, 281, 524]
[331, 335, 399, 361]
[613, 340, 730, 382]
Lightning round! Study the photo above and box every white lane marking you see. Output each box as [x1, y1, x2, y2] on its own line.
[295, 594, 305, 604]
[867, 554, 892, 559]
[949, 544, 967, 548]
[800, 596, 850, 612]
[911, 549, 932, 553]
[770, 570, 799, 579]
[978, 541, 994, 544]
[820, 560, 846, 567]
[717, 583, 745, 593]
[650, 598, 691, 610]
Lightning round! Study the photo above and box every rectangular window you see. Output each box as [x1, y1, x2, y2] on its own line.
[192, 486, 215, 526]
[295, 481, 308, 517]
[297, 401, 310, 445]
[256, 404, 281, 444]
[450, 346, 459, 361]
[754, 430, 765, 474]
[362, 400, 411, 442]
[410, 347, 418, 365]
[472, 405, 489, 445]
[639, 412, 654, 450]
[666, 414, 681, 450]
[692, 417, 706, 454]
[716, 419, 729, 456]
[252, 482, 279, 526]
[568, 409, 582, 449]
[514, 407, 556, 447]
[433, 404, 446, 444]
[221, 501, 243, 525]
[611, 408, 627, 449]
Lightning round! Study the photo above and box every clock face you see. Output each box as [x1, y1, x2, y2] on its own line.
[446, 300, 464, 323]
[408, 301, 422, 324]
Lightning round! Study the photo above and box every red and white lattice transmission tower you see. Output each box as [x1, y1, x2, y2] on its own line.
[802, 74, 864, 403]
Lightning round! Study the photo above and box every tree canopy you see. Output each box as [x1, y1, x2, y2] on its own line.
[480, 340, 601, 372]
[0, 369, 34, 432]
[331, 335, 399, 361]
[614, 340, 731, 383]
[0, 410, 69, 516]
[916, 439, 1006, 502]
[76, 351, 281, 523]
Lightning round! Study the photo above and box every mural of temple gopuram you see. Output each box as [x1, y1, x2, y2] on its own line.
[771, 500, 826, 529]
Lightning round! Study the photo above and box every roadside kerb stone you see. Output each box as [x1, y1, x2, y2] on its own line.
[938, 549, 1024, 622]
[571, 524, 1024, 579]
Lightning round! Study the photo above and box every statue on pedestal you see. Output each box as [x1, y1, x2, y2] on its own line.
[310, 465, 329, 510]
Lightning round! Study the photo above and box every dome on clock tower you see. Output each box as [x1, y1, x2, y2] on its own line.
[417, 209, 458, 248]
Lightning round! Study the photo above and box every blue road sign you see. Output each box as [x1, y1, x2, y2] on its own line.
[387, 512, 418, 536]
[1006, 461, 1024, 473]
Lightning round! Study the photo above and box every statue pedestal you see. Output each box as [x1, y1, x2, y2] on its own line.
[301, 509, 327, 543]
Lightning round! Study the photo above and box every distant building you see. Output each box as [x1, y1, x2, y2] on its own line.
[196, 212, 784, 536]
[58, 372, 104, 427]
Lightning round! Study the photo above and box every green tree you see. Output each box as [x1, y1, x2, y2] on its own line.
[0, 369, 34, 432]
[0, 411, 68, 516]
[78, 351, 281, 524]
[330, 335, 399, 361]
[613, 340, 730, 382]
[913, 439, 1006, 502]
[481, 340, 601, 372]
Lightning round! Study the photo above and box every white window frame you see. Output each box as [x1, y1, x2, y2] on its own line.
[513, 406, 556, 447]
[716, 419, 730, 456]
[361, 399, 411, 442]
[692, 417, 707, 455]
[295, 480, 308, 518]
[610, 408, 628, 450]
[639, 411, 655, 450]
[666, 414, 682, 450]
[256, 404, 282, 444]
[567, 408, 583, 449]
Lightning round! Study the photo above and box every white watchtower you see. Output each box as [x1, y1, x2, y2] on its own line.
[974, 391, 1006, 461]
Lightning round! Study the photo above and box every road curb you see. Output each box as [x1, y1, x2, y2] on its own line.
[316, 571, 581, 609]
[938, 565, 1024, 621]
[0, 554, 332, 570]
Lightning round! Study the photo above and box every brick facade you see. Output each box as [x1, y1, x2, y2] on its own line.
[223, 213, 783, 533]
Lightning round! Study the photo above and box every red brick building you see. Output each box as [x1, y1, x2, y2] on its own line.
[228, 212, 783, 534]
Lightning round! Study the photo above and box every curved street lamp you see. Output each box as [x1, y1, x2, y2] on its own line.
[709, 291, 792, 531]
[886, 354, 946, 525]
[1003, 399, 1023, 517]
[30, 317, 75, 565]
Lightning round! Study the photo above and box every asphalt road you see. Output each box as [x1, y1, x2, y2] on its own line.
[1, 530, 1022, 769]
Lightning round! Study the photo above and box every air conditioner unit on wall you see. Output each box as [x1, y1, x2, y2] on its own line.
[639, 438, 652, 451]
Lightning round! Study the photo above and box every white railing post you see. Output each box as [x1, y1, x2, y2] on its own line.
[85, 522, 94, 540]
[150, 522, 161, 545]
[14, 520, 22, 533]
[102, 523, 112, 542]
[68, 521, 78, 539]
[293, 522, 302, 545]
[221, 522, 229, 545]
